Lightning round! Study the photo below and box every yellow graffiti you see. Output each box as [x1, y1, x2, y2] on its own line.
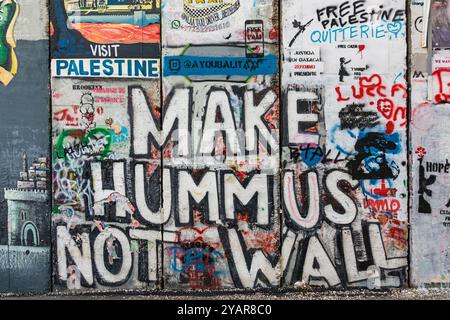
[0, 0, 19, 86]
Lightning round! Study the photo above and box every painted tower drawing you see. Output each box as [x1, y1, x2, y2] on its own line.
[4, 153, 49, 247]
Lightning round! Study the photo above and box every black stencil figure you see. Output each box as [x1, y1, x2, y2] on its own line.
[339, 57, 351, 82]
[418, 158, 437, 214]
[347, 132, 400, 180]
[289, 19, 313, 47]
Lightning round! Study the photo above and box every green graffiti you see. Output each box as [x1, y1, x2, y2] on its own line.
[53, 128, 113, 161]
[0, 0, 18, 86]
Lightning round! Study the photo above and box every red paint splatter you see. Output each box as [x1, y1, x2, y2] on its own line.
[357, 44, 366, 58]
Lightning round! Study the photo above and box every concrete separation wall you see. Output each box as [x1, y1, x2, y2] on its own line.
[0, 0, 447, 295]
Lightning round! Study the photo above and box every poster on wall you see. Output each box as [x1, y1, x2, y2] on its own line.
[50, 0, 161, 78]
[431, 0, 450, 48]
[411, 111, 450, 288]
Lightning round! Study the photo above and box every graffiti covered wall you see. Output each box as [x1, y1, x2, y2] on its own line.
[0, 0, 447, 295]
[410, 0, 450, 289]
[50, 0, 162, 291]
[162, 0, 281, 290]
[281, 0, 409, 288]
[0, 0, 50, 294]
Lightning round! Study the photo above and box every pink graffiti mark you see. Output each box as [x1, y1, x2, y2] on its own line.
[53, 92, 62, 99]
[285, 174, 319, 228]
[146, 163, 159, 177]
[53, 107, 81, 127]
[411, 102, 433, 132]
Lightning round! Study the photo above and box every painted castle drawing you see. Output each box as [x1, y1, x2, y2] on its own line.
[0, 154, 50, 293]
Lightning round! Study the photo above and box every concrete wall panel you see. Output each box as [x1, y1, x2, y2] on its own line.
[161, 0, 282, 290]
[281, 0, 409, 289]
[50, 0, 163, 292]
[0, 0, 50, 294]
[410, 0, 450, 289]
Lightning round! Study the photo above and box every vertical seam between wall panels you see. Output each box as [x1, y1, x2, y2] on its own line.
[159, 1, 164, 292]
[47, 0, 53, 292]
[277, 0, 283, 289]
[406, 0, 413, 289]
[48, 0, 53, 294]
[7, 231, 10, 292]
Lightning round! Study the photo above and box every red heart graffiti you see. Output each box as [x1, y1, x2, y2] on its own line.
[360, 74, 382, 88]
[358, 44, 366, 53]
[377, 98, 395, 119]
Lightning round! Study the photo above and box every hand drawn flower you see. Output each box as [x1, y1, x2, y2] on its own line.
[415, 147, 427, 159]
